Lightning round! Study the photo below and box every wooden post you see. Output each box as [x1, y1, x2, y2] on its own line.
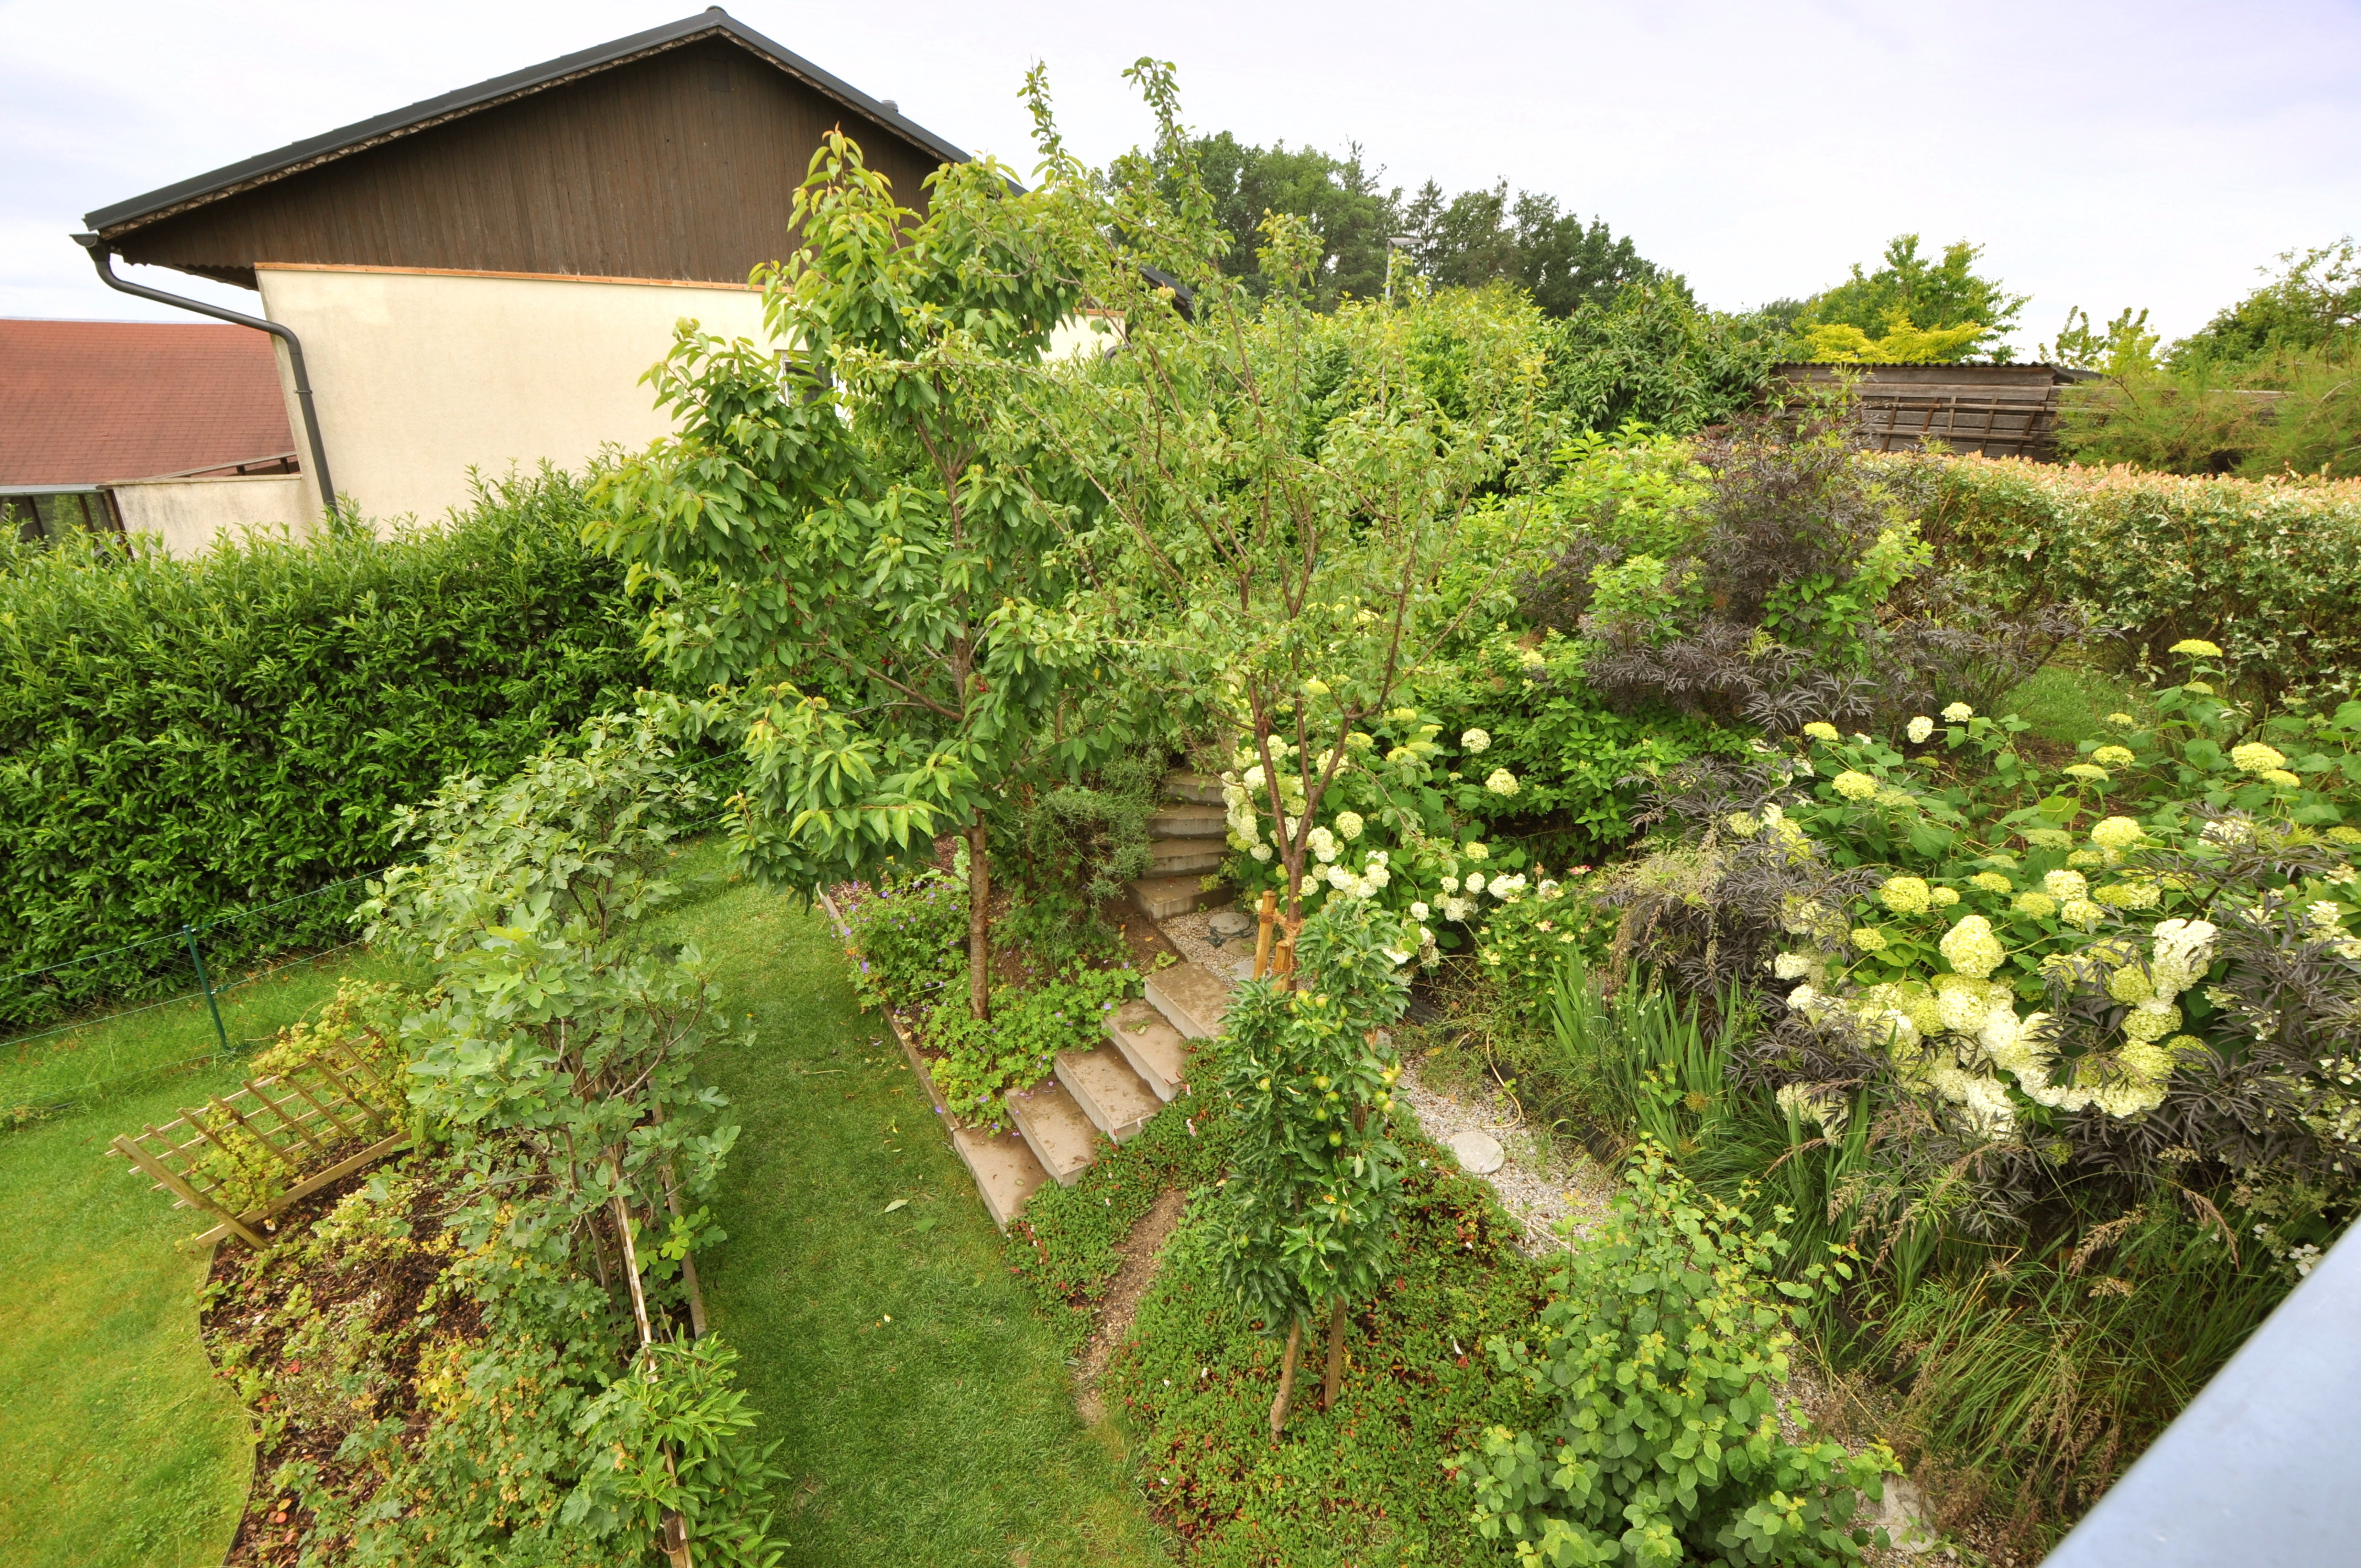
[1252, 891, 1277, 981]
[113, 1134, 265, 1248]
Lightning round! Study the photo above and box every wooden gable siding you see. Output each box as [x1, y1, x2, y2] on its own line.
[110, 37, 943, 290]
[1774, 363, 2074, 461]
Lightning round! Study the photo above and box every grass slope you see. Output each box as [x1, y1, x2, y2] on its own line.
[648, 854, 1171, 1567]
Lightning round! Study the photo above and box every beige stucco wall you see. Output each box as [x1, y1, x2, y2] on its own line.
[254, 264, 771, 526]
[108, 473, 311, 558]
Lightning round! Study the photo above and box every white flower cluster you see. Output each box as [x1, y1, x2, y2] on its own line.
[1779, 917, 2220, 1137]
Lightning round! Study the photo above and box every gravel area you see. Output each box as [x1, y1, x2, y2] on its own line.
[1395, 1059, 1617, 1255]
[1160, 905, 1255, 977]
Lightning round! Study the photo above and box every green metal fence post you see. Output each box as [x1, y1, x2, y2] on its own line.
[182, 923, 230, 1057]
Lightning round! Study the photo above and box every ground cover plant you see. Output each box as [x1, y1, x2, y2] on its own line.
[0, 469, 646, 1027]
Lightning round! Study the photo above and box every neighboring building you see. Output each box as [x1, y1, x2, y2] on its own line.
[0, 318, 307, 553]
[1772, 362, 2098, 461]
[78, 8, 978, 526]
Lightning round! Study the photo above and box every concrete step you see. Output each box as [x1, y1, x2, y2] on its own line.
[1148, 839, 1227, 877]
[1005, 1079, 1102, 1188]
[1105, 999, 1192, 1101]
[1162, 771, 1225, 805]
[1145, 960, 1234, 1041]
[1129, 874, 1230, 922]
[1056, 1043, 1164, 1142]
[950, 1123, 1051, 1229]
[1147, 802, 1228, 839]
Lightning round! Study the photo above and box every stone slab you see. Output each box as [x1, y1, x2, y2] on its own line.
[1005, 1079, 1102, 1188]
[1105, 999, 1190, 1101]
[1447, 1129, 1505, 1175]
[950, 1123, 1050, 1229]
[1207, 908, 1256, 939]
[1161, 771, 1225, 805]
[1145, 960, 1233, 1041]
[1149, 839, 1227, 877]
[1129, 874, 1228, 921]
[1056, 1044, 1164, 1142]
[1147, 802, 1228, 838]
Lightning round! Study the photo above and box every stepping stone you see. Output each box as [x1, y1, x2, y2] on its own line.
[1228, 957, 1256, 982]
[1207, 908, 1256, 940]
[1148, 839, 1227, 878]
[1147, 802, 1227, 839]
[1129, 874, 1227, 921]
[950, 1123, 1049, 1229]
[1105, 999, 1190, 1101]
[1056, 1044, 1163, 1142]
[1447, 1129, 1505, 1175]
[1005, 1079, 1102, 1188]
[1161, 771, 1225, 805]
[1146, 960, 1233, 1041]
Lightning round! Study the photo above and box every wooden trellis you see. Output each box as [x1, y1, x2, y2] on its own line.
[108, 1039, 410, 1249]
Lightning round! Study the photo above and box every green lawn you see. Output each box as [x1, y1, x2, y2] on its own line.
[652, 854, 1170, 1567]
[2, 852, 1167, 1567]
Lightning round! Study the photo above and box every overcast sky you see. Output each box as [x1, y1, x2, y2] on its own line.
[5, 0, 2357, 352]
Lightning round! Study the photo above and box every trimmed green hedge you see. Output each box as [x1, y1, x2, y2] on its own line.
[1904, 454, 2361, 690]
[0, 472, 647, 1026]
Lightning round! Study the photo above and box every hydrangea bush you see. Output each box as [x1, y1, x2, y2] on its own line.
[1748, 643, 2361, 1202]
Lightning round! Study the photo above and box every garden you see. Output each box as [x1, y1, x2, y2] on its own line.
[7, 62, 2361, 1568]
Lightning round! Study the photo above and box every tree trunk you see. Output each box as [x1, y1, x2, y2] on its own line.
[967, 818, 992, 1021]
[1269, 1316, 1303, 1440]
[1322, 1294, 1348, 1411]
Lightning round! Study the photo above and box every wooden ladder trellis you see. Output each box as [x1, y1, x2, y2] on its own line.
[107, 1039, 410, 1249]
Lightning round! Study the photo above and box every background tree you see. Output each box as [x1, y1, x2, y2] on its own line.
[596, 133, 1110, 1020]
[1186, 132, 1401, 308]
[1796, 233, 2027, 363]
[1402, 179, 1670, 317]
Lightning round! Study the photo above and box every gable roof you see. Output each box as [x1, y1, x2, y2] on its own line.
[0, 320, 293, 488]
[85, 8, 972, 238]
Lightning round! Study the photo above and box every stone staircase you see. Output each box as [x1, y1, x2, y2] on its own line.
[941, 771, 1245, 1228]
[1128, 772, 1232, 921]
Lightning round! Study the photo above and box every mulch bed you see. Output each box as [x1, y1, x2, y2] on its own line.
[200, 1158, 477, 1567]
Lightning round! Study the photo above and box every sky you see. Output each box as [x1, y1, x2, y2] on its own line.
[4, 0, 2358, 354]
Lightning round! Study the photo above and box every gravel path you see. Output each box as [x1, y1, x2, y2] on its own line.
[1396, 1060, 1618, 1255]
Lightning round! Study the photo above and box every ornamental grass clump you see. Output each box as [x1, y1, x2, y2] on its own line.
[1462, 1148, 1895, 1567]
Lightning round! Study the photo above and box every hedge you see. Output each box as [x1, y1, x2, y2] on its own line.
[0, 471, 648, 1027]
[1903, 454, 2361, 690]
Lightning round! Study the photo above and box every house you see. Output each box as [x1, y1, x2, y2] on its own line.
[1772, 362, 2098, 461]
[0, 318, 305, 553]
[78, 8, 980, 527]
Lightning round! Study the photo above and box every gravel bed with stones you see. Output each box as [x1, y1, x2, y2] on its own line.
[1395, 1059, 1617, 1255]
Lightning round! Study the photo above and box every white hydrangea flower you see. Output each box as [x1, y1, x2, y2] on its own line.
[1243, 765, 1266, 790]
[1485, 768, 1520, 796]
[1324, 862, 1353, 890]
[1907, 716, 1935, 743]
[1943, 702, 1974, 722]
[1465, 841, 1489, 861]
[1464, 872, 1487, 895]
[1364, 863, 1392, 889]
[1489, 874, 1528, 900]
[1249, 844, 1272, 862]
[1335, 810, 1365, 841]
[2045, 869, 2089, 901]
[1410, 901, 1432, 922]
[1461, 728, 1492, 753]
[1440, 874, 1460, 895]
[1441, 895, 1476, 922]
[1939, 914, 2006, 979]
[1771, 952, 1818, 981]
[1366, 850, 1389, 868]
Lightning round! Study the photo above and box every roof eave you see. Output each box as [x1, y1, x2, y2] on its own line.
[85, 8, 976, 237]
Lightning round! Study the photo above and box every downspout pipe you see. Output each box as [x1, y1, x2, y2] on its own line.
[72, 233, 337, 514]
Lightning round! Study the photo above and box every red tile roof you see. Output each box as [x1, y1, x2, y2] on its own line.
[0, 319, 294, 487]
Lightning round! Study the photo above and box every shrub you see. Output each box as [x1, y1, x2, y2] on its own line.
[0, 469, 646, 1026]
[1907, 451, 2361, 692]
[1464, 1148, 1894, 1567]
[923, 960, 1141, 1126]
